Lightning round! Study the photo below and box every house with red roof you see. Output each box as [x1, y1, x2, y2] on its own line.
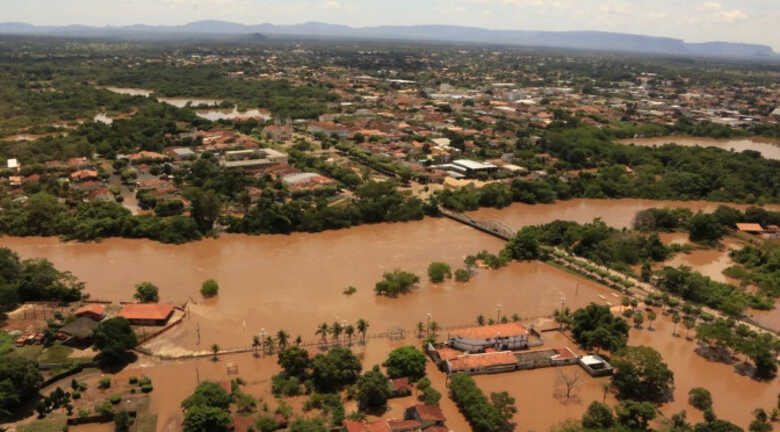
[74, 304, 106, 321]
[405, 405, 446, 429]
[119, 303, 175, 326]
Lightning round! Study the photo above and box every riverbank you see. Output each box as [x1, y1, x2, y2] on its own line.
[618, 136, 780, 160]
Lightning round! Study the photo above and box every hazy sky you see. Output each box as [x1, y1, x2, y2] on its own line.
[5, 0, 780, 49]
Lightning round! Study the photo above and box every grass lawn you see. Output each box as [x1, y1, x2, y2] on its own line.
[17, 414, 67, 432]
[0, 330, 13, 354]
[14, 344, 44, 361]
[38, 343, 74, 363]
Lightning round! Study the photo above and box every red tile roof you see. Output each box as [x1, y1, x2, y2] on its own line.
[75, 304, 105, 318]
[344, 421, 391, 432]
[387, 420, 421, 431]
[447, 351, 517, 372]
[391, 377, 411, 392]
[119, 303, 175, 321]
[435, 347, 461, 362]
[450, 322, 528, 340]
[425, 427, 449, 432]
[410, 404, 446, 423]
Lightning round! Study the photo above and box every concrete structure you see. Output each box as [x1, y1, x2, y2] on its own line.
[171, 148, 197, 159]
[7, 158, 19, 172]
[448, 322, 529, 352]
[221, 148, 287, 169]
[578, 354, 613, 377]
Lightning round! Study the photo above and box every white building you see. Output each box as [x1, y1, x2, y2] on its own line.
[448, 322, 529, 352]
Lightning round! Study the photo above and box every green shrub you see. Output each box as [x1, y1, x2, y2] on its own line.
[141, 384, 153, 393]
[454, 269, 470, 282]
[72, 391, 81, 400]
[128, 376, 138, 385]
[201, 279, 219, 298]
[110, 394, 121, 405]
[98, 378, 111, 389]
[138, 376, 151, 386]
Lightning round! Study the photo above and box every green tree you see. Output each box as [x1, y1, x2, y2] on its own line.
[188, 188, 222, 233]
[374, 270, 420, 297]
[571, 304, 630, 352]
[422, 386, 441, 406]
[290, 418, 328, 432]
[383, 346, 427, 380]
[505, 228, 541, 260]
[0, 355, 43, 421]
[688, 387, 713, 411]
[356, 365, 391, 412]
[490, 391, 517, 427]
[311, 347, 362, 392]
[615, 400, 656, 430]
[182, 405, 231, 432]
[133, 282, 159, 303]
[200, 279, 219, 298]
[582, 401, 614, 429]
[276, 330, 289, 350]
[278, 347, 310, 377]
[93, 318, 137, 363]
[688, 213, 726, 244]
[454, 268, 471, 282]
[181, 381, 232, 410]
[612, 346, 675, 403]
[427, 262, 452, 283]
[646, 310, 657, 330]
[356, 319, 369, 344]
[211, 344, 219, 361]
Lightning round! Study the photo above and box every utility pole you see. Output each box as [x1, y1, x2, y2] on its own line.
[426, 313, 432, 338]
[196, 322, 200, 346]
[496, 304, 503, 322]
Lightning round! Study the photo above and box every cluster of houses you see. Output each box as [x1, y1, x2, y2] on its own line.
[57, 303, 176, 345]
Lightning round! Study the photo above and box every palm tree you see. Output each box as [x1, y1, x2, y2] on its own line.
[252, 335, 261, 357]
[511, 313, 520, 322]
[277, 330, 289, 350]
[429, 321, 439, 338]
[357, 319, 369, 344]
[477, 314, 486, 326]
[211, 344, 219, 361]
[331, 321, 343, 344]
[672, 312, 681, 337]
[345, 325, 355, 346]
[416, 321, 425, 339]
[295, 335, 303, 346]
[263, 336, 274, 355]
[316, 323, 329, 344]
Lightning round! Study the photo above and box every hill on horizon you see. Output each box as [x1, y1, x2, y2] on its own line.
[0, 20, 776, 60]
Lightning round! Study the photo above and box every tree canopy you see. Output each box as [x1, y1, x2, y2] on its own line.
[571, 304, 630, 352]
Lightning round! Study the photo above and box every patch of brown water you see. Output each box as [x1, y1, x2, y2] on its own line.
[467, 199, 777, 231]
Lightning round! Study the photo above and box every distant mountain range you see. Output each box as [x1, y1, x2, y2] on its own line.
[1, 20, 776, 60]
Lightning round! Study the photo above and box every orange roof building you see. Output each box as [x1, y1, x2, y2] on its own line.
[448, 322, 529, 352]
[119, 303, 175, 326]
[74, 304, 106, 321]
[447, 351, 518, 374]
[736, 223, 764, 233]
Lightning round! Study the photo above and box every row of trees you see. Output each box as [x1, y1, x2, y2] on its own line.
[314, 319, 369, 346]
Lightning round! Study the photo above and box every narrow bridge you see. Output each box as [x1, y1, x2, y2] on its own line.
[438, 207, 516, 240]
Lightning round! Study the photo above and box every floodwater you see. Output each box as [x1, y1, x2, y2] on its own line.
[658, 233, 742, 285]
[157, 97, 223, 108]
[630, 313, 780, 429]
[618, 136, 780, 161]
[102, 87, 154, 97]
[466, 199, 776, 231]
[0, 220, 614, 351]
[196, 107, 272, 122]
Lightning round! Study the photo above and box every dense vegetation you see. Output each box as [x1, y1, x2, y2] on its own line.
[0, 247, 83, 316]
[448, 373, 515, 432]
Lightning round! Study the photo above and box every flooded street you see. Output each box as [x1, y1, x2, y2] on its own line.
[618, 136, 780, 160]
